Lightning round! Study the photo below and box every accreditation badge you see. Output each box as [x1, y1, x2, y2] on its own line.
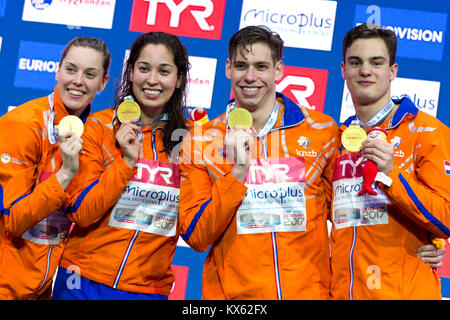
[109, 158, 179, 237]
[236, 157, 307, 235]
[331, 153, 389, 230]
[22, 171, 72, 245]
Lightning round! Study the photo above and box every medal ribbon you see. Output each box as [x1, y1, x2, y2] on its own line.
[352, 100, 395, 127]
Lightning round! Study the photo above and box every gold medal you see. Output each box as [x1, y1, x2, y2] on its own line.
[58, 115, 84, 138]
[228, 108, 253, 129]
[117, 99, 141, 123]
[341, 125, 367, 152]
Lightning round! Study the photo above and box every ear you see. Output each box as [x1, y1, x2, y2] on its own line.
[340, 61, 346, 80]
[98, 74, 110, 92]
[129, 67, 135, 83]
[176, 75, 183, 89]
[225, 58, 232, 80]
[274, 60, 284, 82]
[55, 68, 60, 82]
[390, 63, 398, 81]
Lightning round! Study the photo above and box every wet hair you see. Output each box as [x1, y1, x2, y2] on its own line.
[114, 32, 190, 155]
[228, 25, 284, 64]
[343, 23, 397, 66]
[60, 36, 111, 79]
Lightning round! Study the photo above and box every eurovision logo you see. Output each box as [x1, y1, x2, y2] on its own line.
[14, 40, 64, 90]
[354, 5, 447, 61]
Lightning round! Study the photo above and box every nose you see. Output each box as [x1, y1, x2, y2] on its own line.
[73, 71, 84, 85]
[359, 61, 372, 77]
[244, 66, 257, 83]
[146, 71, 158, 85]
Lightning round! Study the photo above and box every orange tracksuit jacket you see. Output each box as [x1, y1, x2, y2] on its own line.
[330, 97, 450, 299]
[0, 86, 84, 299]
[60, 108, 181, 295]
[179, 93, 339, 299]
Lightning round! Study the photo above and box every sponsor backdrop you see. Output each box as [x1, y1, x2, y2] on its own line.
[0, 0, 449, 299]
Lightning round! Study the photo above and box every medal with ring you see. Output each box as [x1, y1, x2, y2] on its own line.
[57, 115, 84, 140]
[117, 97, 143, 140]
[117, 99, 141, 122]
[341, 124, 367, 152]
[227, 108, 253, 129]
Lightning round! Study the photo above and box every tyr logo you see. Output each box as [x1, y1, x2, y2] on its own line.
[135, 163, 174, 184]
[247, 164, 290, 183]
[130, 0, 226, 40]
[145, 0, 214, 30]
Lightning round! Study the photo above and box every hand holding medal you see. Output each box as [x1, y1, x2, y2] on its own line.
[117, 98, 143, 141]
[226, 107, 254, 182]
[342, 124, 389, 196]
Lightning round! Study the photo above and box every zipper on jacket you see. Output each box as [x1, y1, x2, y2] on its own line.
[271, 232, 282, 299]
[259, 131, 283, 300]
[112, 127, 162, 289]
[349, 226, 357, 300]
[29, 245, 53, 300]
[113, 230, 139, 289]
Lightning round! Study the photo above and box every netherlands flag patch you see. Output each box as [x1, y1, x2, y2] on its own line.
[445, 160, 450, 175]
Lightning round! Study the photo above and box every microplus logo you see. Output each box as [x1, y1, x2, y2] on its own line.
[240, 0, 337, 51]
[129, 0, 226, 40]
[354, 5, 447, 61]
[14, 40, 64, 90]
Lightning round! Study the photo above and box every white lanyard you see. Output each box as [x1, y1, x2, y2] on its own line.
[352, 100, 394, 127]
[47, 92, 58, 145]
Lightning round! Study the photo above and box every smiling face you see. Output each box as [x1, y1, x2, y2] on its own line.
[130, 43, 181, 123]
[55, 46, 108, 116]
[226, 42, 283, 112]
[342, 37, 398, 108]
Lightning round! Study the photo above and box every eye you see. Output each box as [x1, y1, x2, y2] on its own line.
[234, 62, 247, 70]
[86, 72, 97, 79]
[160, 68, 170, 75]
[349, 60, 360, 66]
[371, 60, 383, 67]
[65, 66, 76, 73]
[256, 63, 269, 71]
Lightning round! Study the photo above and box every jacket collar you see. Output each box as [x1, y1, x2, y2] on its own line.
[342, 96, 418, 129]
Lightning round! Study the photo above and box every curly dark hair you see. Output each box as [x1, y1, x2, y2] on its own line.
[114, 32, 190, 155]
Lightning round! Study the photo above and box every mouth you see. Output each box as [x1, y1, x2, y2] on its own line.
[357, 81, 375, 87]
[239, 86, 261, 96]
[143, 89, 162, 98]
[67, 89, 85, 97]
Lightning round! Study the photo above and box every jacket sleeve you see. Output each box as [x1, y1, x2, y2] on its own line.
[323, 127, 340, 222]
[0, 119, 68, 237]
[66, 120, 136, 227]
[380, 124, 450, 238]
[178, 132, 248, 252]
